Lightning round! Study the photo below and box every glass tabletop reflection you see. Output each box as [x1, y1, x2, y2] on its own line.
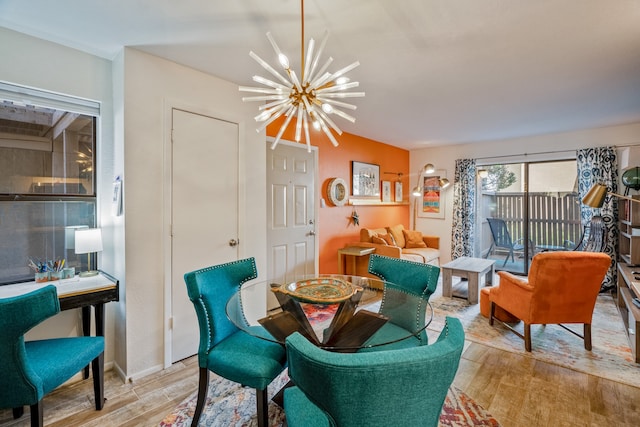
[226, 274, 433, 352]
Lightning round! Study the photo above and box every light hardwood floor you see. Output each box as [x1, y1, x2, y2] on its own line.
[1, 342, 639, 427]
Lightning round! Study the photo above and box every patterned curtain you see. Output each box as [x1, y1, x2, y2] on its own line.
[576, 147, 618, 292]
[451, 159, 477, 259]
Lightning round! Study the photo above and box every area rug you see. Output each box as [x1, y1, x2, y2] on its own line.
[427, 281, 640, 388]
[297, 283, 639, 389]
[159, 370, 500, 426]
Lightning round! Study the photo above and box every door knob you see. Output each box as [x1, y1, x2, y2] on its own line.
[307, 230, 316, 236]
[229, 239, 239, 247]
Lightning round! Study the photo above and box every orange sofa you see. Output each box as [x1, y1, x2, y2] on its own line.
[348, 224, 440, 277]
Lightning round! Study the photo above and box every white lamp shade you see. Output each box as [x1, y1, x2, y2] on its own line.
[75, 228, 103, 254]
[65, 225, 88, 249]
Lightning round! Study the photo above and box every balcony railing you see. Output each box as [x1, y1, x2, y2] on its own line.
[482, 191, 582, 252]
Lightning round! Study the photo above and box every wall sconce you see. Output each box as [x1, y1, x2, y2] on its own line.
[411, 163, 450, 226]
[478, 169, 489, 179]
[582, 183, 640, 208]
[75, 228, 103, 277]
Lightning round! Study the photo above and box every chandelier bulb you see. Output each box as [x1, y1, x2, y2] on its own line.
[278, 53, 290, 69]
[321, 103, 333, 114]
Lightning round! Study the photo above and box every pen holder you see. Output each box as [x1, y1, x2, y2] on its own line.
[62, 267, 75, 279]
[35, 272, 50, 283]
[49, 270, 62, 281]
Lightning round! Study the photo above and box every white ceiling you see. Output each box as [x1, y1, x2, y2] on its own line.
[1, 0, 640, 150]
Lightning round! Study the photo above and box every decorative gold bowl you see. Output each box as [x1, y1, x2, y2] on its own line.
[278, 277, 355, 304]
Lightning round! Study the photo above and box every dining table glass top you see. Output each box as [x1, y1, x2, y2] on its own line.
[226, 274, 433, 352]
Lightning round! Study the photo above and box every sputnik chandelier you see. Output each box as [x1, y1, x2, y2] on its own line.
[239, 0, 365, 151]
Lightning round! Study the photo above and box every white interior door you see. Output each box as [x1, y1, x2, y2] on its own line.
[267, 141, 317, 309]
[170, 108, 239, 362]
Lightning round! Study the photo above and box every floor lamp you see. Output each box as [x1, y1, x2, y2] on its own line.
[582, 183, 640, 208]
[411, 163, 450, 227]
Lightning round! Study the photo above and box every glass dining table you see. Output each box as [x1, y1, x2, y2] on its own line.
[226, 274, 433, 353]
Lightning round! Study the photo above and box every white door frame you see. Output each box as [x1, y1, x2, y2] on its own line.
[162, 99, 246, 368]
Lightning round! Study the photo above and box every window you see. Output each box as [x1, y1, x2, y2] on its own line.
[0, 82, 99, 284]
[479, 160, 579, 274]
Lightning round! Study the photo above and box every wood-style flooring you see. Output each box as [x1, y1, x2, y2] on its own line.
[1, 342, 639, 427]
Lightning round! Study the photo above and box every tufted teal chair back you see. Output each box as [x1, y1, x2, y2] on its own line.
[183, 257, 258, 366]
[368, 254, 440, 345]
[284, 316, 465, 427]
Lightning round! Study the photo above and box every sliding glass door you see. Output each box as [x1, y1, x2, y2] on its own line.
[478, 160, 579, 274]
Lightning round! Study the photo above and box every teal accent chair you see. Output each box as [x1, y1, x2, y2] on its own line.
[365, 254, 440, 349]
[284, 316, 465, 427]
[184, 257, 287, 427]
[0, 285, 105, 427]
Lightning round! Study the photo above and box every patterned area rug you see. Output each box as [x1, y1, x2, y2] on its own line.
[159, 370, 500, 426]
[428, 281, 640, 388]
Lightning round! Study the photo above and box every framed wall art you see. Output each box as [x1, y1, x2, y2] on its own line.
[381, 181, 392, 202]
[351, 161, 380, 197]
[395, 181, 403, 202]
[417, 170, 447, 219]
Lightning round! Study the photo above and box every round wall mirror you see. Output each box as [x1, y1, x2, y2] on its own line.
[327, 178, 348, 206]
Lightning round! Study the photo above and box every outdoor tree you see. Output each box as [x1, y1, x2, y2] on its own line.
[482, 165, 517, 191]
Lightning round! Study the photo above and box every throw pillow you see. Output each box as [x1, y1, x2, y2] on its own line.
[387, 224, 406, 248]
[403, 229, 428, 248]
[380, 233, 396, 246]
[372, 236, 388, 245]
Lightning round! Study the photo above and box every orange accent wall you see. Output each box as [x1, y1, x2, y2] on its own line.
[267, 118, 410, 273]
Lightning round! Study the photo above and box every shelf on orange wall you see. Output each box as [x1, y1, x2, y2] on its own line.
[348, 199, 409, 206]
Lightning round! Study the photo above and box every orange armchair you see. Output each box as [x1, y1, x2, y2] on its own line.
[488, 251, 611, 352]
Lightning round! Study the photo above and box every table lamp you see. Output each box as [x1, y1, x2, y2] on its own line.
[75, 228, 103, 277]
[65, 225, 88, 252]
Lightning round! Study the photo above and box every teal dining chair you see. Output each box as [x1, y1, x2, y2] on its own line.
[0, 285, 105, 427]
[284, 316, 465, 427]
[365, 254, 440, 348]
[183, 257, 287, 427]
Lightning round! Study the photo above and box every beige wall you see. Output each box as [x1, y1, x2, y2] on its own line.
[411, 122, 640, 264]
[120, 48, 267, 379]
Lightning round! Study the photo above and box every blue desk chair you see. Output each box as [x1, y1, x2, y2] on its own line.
[184, 257, 287, 427]
[366, 254, 440, 349]
[284, 316, 465, 427]
[0, 285, 104, 427]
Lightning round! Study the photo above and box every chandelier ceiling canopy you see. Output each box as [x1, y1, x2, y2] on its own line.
[239, 0, 364, 151]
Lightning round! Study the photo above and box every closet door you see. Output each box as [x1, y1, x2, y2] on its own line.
[170, 108, 239, 362]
